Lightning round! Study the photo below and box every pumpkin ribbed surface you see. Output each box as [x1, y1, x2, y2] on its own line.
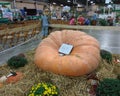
[34, 30, 101, 76]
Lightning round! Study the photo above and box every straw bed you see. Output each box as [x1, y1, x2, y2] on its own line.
[0, 49, 119, 96]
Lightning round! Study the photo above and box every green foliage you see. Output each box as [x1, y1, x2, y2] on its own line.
[7, 55, 28, 68]
[96, 78, 120, 96]
[28, 82, 59, 96]
[117, 74, 120, 80]
[100, 49, 112, 63]
[99, 19, 108, 26]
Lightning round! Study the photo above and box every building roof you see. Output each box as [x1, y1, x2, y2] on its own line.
[47, 0, 120, 6]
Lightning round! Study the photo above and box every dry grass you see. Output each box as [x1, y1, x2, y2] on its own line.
[0, 49, 120, 96]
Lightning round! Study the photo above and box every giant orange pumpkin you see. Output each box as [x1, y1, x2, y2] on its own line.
[34, 30, 101, 76]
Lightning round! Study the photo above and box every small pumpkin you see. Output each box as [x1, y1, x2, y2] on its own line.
[0, 83, 3, 88]
[0, 76, 7, 83]
[6, 72, 23, 83]
[34, 30, 101, 76]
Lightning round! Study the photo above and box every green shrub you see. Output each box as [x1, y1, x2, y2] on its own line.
[28, 82, 59, 96]
[100, 49, 112, 63]
[7, 55, 28, 68]
[96, 78, 120, 96]
[117, 74, 120, 80]
[99, 19, 108, 26]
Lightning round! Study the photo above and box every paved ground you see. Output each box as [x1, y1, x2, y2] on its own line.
[1, 28, 120, 54]
[0, 27, 120, 65]
[0, 34, 42, 65]
[84, 29, 120, 54]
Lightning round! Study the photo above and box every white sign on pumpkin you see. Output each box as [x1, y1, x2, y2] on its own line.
[59, 43, 73, 55]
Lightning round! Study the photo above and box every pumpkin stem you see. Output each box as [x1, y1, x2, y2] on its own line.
[7, 71, 17, 78]
[10, 71, 17, 76]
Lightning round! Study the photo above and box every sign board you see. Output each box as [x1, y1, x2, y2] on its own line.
[105, 0, 111, 4]
[115, 4, 120, 11]
[0, 2, 10, 5]
[3, 12, 13, 20]
[58, 43, 73, 55]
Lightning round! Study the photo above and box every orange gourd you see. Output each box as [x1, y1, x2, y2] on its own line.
[6, 72, 23, 83]
[34, 30, 101, 76]
[0, 83, 3, 88]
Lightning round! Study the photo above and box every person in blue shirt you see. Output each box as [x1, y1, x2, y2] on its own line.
[41, 9, 49, 38]
[91, 11, 98, 25]
[84, 17, 90, 25]
[92, 11, 98, 20]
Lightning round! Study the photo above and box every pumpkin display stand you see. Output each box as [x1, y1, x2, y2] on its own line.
[34, 30, 101, 76]
[0, 49, 119, 96]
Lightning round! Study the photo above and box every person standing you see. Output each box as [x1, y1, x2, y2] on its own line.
[91, 11, 98, 25]
[69, 16, 76, 25]
[84, 17, 90, 25]
[77, 15, 85, 25]
[41, 9, 49, 38]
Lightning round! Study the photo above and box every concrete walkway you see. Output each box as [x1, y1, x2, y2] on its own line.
[0, 34, 42, 65]
[83, 29, 120, 54]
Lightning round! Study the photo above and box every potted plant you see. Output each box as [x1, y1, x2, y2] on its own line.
[28, 82, 59, 96]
